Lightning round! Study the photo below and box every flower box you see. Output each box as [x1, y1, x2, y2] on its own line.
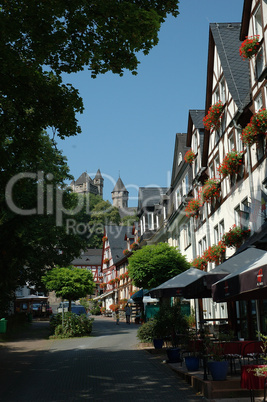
[203, 101, 224, 131]
[185, 198, 203, 218]
[100, 283, 107, 289]
[130, 242, 139, 250]
[239, 35, 260, 60]
[251, 109, 267, 134]
[218, 150, 244, 177]
[202, 178, 221, 202]
[102, 236, 108, 242]
[123, 249, 130, 256]
[222, 225, 251, 248]
[241, 122, 259, 146]
[184, 149, 196, 164]
[203, 241, 226, 265]
[103, 258, 109, 264]
[191, 256, 207, 271]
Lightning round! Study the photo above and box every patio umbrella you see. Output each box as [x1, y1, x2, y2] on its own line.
[149, 268, 227, 299]
[212, 248, 267, 302]
[130, 289, 149, 302]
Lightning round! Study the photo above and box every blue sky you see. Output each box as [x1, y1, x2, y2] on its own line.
[56, 0, 245, 207]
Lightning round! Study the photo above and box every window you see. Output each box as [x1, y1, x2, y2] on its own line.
[220, 79, 226, 103]
[219, 113, 226, 136]
[254, 5, 263, 39]
[256, 48, 264, 79]
[219, 220, 225, 239]
[184, 224, 191, 248]
[198, 240, 202, 256]
[193, 133, 198, 153]
[202, 236, 207, 252]
[228, 134, 235, 152]
[209, 163, 214, 178]
[234, 205, 241, 226]
[178, 152, 183, 165]
[255, 93, 263, 112]
[147, 213, 154, 230]
[176, 186, 182, 208]
[215, 88, 220, 103]
[257, 134, 265, 160]
[214, 225, 219, 244]
[182, 174, 189, 196]
[236, 128, 243, 152]
[241, 199, 250, 228]
[214, 156, 220, 179]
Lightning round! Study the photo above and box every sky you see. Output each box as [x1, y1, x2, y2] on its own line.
[55, 0, 245, 207]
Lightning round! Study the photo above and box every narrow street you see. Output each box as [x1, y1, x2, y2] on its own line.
[0, 316, 203, 402]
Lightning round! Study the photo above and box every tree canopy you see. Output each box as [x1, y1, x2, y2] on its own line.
[128, 242, 190, 289]
[42, 265, 95, 311]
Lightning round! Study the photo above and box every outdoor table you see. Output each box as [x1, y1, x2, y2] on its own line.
[241, 365, 267, 402]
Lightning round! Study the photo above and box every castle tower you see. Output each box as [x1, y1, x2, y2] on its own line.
[112, 177, 129, 209]
[93, 169, 104, 198]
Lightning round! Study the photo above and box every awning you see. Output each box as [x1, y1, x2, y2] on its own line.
[16, 295, 48, 301]
[212, 248, 267, 302]
[149, 268, 227, 299]
[131, 289, 149, 302]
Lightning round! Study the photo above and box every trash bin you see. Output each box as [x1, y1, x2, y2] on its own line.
[0, 318, 7, 333]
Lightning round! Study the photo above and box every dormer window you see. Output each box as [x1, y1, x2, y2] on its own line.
[178, 152, 183, 165]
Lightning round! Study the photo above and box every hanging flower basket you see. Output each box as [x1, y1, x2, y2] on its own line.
[203, 241, 226, 265]
[251, 109, 267, 134]
[202, 178, 221, 202]
[241, 122, 259, 146]
[109, 279, 115, 286]
[103, 258, 109, 264]
[100, 283, 107, 289]
[114, 277, 120, 283]
[109, 304, 120, 312]
[222, 225, 251, 248]
[239, 35, 260, 60]
[203, 101, 224, 131]
[191, 256, 207, 271]
[218, 150, 244, 177]
[102, 236, 108, 242]
[130, 242, 139, 251]
[184, 149, 196, 164]
[123, 249, 130, 256]
[185, 198, 203, 218]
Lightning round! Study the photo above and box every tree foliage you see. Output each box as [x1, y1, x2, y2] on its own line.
[128, 242, 190, 289]
[42, 265, 95, 310]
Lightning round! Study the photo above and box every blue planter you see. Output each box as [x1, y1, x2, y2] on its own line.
[185, 356, 199, 371]
[153, 338, 164, 349]
[208, 360, 228, 381]
[166, 347, 182, 363]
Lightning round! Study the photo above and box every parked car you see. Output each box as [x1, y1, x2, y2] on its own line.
[57, 301, 76, 313]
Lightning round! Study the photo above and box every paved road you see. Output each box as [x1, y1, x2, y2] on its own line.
[0, 316, 204, 402]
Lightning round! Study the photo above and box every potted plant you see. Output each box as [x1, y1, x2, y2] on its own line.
[203, 101, 224, 131]
[123, 249, 130, 256]
[130, 242, 139, 251]
[102, 236, 108, 242]
[241, 122, 259, 146]
[222, 225, 251, 249]
[103, 258, 109, 264]
[217, 150, 244, 178]
[191, 256, 207, 271]
[239, 35, 260, 60]
[202, 178, 221, 203]
[184, 149, 196, 164]
[185, 198, 203, 218]
[203, 336, 229, 381]
[154, 301, 189, 362]
[183, 331, 200, 371]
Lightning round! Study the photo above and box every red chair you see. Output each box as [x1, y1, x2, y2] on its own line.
[241, 341, 264, 365]
[222, 342, 242, 374]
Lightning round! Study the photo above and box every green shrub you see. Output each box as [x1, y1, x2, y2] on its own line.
[50, 313, 94, 338]
[137, 319, 157, 342]
[90, 305, 101, 315]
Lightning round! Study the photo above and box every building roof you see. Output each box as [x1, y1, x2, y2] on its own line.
[94, 169, 103, 180]
[138, 187, 168, 211]
[71, 249, 102, 266]
[112, 177, 128, 193]
[170, 133, 189, 187]
[105, 225, 133, 264]
[189, 110, 205, 130]
[75, 172, 92, 185]
[210, 23, 250, 111]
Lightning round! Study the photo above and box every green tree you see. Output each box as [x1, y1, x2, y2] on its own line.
[72, 194, 121, 248]
[128, 242, 190, 289]
[42, 266, 95, 311]
[121, 212, 139, 227]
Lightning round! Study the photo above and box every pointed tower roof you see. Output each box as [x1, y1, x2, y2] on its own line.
[94, 169, 103, 180]
[112, 177, 128, 193]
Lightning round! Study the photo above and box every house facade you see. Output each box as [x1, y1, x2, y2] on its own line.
[139, 0, 267, 339]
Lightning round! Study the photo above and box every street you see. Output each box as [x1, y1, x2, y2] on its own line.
[0, 316, 203, 402]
